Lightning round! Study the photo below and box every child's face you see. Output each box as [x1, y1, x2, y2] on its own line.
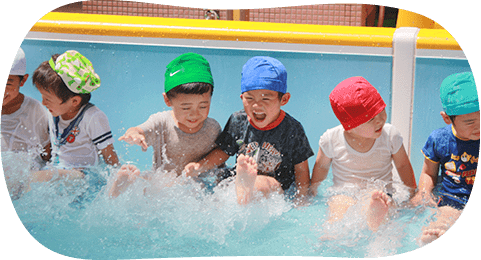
[37, 87, 80, 120]
[347, 109, 387, 139]
[241, 89, 290, 129]
[164, 91, 212, 134]
[3, 75, 26, 107]
[449, 111, 480, 140]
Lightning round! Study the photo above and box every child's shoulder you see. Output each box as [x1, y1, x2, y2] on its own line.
[203, 117, 222, 131]
[321, 124, 344, 138]
[83, 104, 103, 117]
[428, 125, 453, 140]
[283, 111, 304, 127]
[22, 96, 45, 112]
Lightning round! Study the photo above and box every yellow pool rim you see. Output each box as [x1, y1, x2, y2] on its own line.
[30, 12, 461, 51]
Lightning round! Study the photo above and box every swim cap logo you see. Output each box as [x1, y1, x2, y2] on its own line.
[170, 69, 183, 77]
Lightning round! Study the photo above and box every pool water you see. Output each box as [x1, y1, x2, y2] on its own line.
[5, 152, 436, 259]
[3, 23, 475, 259]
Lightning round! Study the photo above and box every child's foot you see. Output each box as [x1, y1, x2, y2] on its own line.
[366, 190, 391, 231]
[419, 229, 446, 245]
[109, 165, 140, 198]
[235, 154, 258, 205]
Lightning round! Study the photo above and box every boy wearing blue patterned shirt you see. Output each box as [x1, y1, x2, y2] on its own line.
[412, 72, 479, 244]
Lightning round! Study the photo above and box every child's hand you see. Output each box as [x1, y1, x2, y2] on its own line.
[118, 127, 148, 150]
[184, 162, 201, 178]
[410, 191, 436, 207]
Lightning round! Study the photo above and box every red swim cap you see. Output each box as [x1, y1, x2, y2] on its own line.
[329, 76, 386, 131]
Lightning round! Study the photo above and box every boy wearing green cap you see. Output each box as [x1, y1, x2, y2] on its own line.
[30, 50, 119, 186]
[411, 72, 479, 244]
[109, 53, 221, 198]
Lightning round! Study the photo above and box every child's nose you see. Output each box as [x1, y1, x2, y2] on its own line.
[190, 108, 200, 117]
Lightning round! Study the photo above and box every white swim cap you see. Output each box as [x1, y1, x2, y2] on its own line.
[10, 47, 26, 76]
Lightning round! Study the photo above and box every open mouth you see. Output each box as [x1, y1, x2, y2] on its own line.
[253, 112, 266, 121]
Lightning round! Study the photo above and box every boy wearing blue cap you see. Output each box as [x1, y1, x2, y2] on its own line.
[411, 72, 479, 244]
[2, 48, 50, 165]
[185, 56, 313, 205]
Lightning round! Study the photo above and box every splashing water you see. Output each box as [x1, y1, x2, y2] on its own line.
[3, 152, 437, 259]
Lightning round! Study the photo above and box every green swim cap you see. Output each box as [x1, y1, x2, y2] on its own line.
[49, 50, 100, 94]
[440, 72, 479, 116]
[164, 53, 214, 93]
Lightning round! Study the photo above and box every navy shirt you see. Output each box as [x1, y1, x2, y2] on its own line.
[422, 125, 479, 203]
[216, 110, 314, 190]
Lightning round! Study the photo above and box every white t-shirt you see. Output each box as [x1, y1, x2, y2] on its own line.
[48, 104, 114, 168]
[1, 96, 49, 154]
[319, 123, 403, 189]
[139, 110, 221, 174]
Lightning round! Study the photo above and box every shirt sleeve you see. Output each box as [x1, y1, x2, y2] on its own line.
[389, 124, 404, 155]
[138, 112, 164, 150]
[215, 114, 240, 156]
[87, 109, 114, 150]
[319, 128, 333, 159]
[421, 132, 440, 163]
[33, 102, 50, 148]
[290, 124, 314, 165]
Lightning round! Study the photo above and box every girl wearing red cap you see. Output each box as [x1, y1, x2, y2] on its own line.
[311, 76, 417, 232]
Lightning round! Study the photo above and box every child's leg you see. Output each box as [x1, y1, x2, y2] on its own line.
[109, 164, 141, 198]
[31, 168, 85, 183]
[235, 154, 258, 205]
[365, 190, 392, 231]
[235, 154, 282, 205]
[327, 194, 357, 224]
[419, 206, 461, 245]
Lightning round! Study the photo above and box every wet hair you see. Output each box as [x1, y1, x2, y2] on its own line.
[32, 54, 91, 106]
[165, 82, 213, 99]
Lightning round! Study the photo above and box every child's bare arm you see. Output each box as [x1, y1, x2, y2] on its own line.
[294, 160, 310, 200]
[392, 144, 417, 194]
[184, 147, 229, 177]
[411, 158, 439, 206]
[118, 126, 148, 150]
[310, 147, 332, 196]
[100, 144, 120, 167]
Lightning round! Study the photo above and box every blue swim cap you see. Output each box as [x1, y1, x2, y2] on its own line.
[241, 56, 287, 94]
[440, 72, 479, 116]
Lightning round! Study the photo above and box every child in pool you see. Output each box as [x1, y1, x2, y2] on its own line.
[310, 76, 417, 231]
[184, 56, 313, 205]
[109, 52, 221, 198]
[2, 47, 50, 199]
[411, 72, 479, 244]
[30, 50, 119, 184]
[2, 47, 50, 166]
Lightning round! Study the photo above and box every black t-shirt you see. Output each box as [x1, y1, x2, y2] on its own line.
[216, 110, 314, 190]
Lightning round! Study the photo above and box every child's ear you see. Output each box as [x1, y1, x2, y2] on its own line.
[440, 111, 453, 125]
[19, 74, 29, 87]
[163, 92, 172, 107]
[70, 96, 82, 107]
[280, 92, 291, 106]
